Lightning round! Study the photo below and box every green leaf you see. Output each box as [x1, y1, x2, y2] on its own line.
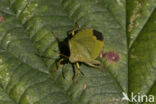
[0, 87, 16, 104]
[127, 0, 156, 47]
[0, 0, 155, 104]
[127, 0, 156, 103]
[128, 5, 156, 103]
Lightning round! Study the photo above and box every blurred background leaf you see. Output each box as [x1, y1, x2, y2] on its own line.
[127, 0, 156, 103]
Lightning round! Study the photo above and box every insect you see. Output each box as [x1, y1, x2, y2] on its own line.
[52, 27, 104, 81]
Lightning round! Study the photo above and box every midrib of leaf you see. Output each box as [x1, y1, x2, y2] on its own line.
[128, 5, 156, 103]
[127, 0, 156, 47]
[128, 8, 155, 49]
[128, 8, 156, 95]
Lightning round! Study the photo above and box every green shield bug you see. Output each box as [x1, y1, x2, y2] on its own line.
[52, 27, 104, 81]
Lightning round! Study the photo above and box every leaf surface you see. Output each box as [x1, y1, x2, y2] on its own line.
[0, 0, 155, 104]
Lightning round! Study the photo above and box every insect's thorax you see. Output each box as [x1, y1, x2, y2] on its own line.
[68, 28, 104, 64]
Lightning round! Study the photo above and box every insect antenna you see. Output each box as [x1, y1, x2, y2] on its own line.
[75, 22, 80, 30]
[35, 53, 57, 60]
[53, 50, 69, 59]
[80, 70, 84, 76]
[35, 50, 69, 60]
[51, 32, 70, 58]
[51, 32, 61, 42]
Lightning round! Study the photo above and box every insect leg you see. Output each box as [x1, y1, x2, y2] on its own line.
[72, 30, 75, 36]
[72, 62, 81, 82]
[75, 22, 80, 29]
[76, 63, 84, 76]
[86, 63, 104, 72]
[76, 62, 81, 74]
[56, 58, 64, 70]
[51, 32, 61, 42]
[71, 22, 80, 36]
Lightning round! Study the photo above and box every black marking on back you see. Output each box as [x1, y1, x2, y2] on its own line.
[74, 30, 79, 34]
[93, 30, 103, 41]
[59, 29, 80, 58]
